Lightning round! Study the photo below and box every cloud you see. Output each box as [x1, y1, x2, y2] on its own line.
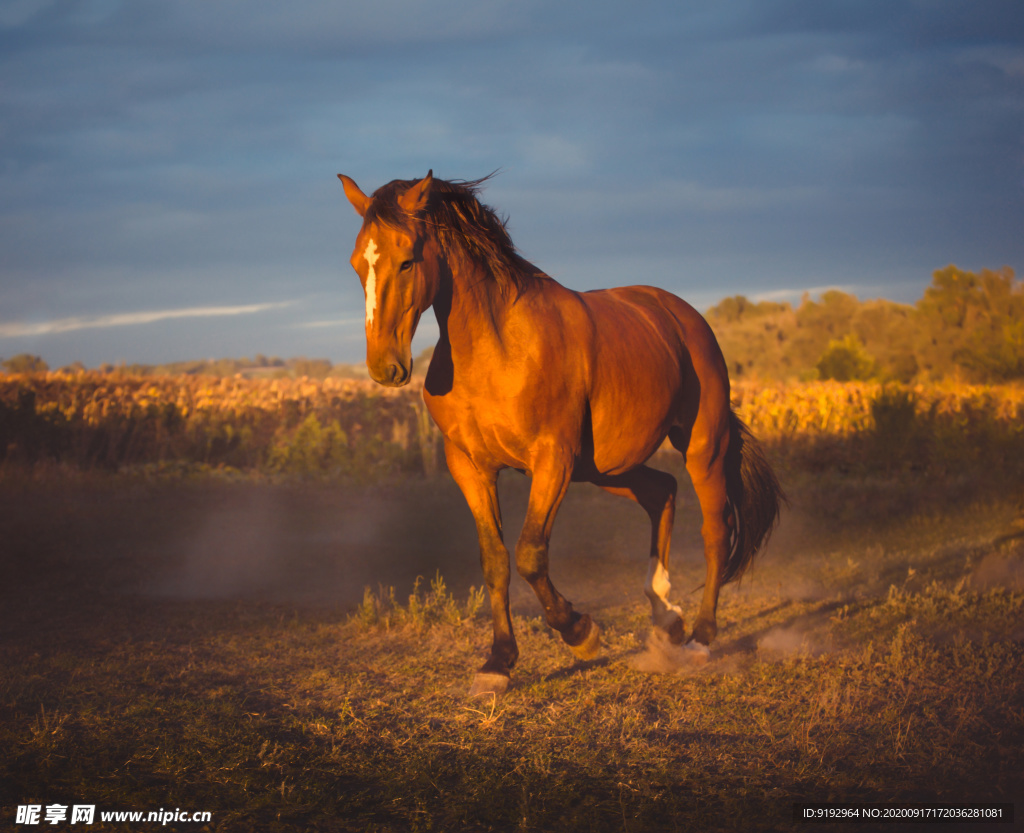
[0, 302, 292, 338]
[297, 317, 365, 329]
[0, 0, 1021, 369]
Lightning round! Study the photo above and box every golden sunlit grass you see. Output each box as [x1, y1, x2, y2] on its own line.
[0, 371, 441, 477]
[732, 379, 1024, 437]
[3, 372, 1022, 480]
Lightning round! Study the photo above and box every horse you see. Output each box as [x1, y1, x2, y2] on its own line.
[337, 170, 783, 697]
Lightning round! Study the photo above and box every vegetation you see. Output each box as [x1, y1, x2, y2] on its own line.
[2, 372, 1019, 484]
[1, 353, 49, 374]
[731, 380, 1024, 475]
[0, 264, 1021, 828]
[0, 467, 1020, 831]
[0, 351, 440, 381]
[814, 335, 876, 383]
[0, 372, 441, 478]
[707, 265, 1023, 383]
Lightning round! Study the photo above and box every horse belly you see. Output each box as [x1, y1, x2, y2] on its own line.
[587, 371, 680, 475]
[582, 293, 689, 475]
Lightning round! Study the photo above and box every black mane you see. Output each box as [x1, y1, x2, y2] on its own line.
[366, 174, 533, 295]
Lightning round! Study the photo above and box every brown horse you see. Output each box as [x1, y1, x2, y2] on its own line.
[338, 171, 783, 696]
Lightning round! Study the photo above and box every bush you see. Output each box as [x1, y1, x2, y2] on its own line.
[2, 354, 49, 374]
[267, 414, 350, 477]
[869, 387, 923, 467]
[0, 371, 435, 477]
[816, 335, 877, 382]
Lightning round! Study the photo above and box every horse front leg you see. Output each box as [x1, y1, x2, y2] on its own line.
[444, 442, 517, 697]
[515, 456, 601, 660]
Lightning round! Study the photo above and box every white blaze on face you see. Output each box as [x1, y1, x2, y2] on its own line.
[362, 238, 380, 327]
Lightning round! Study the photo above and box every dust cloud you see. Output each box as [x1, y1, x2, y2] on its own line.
[146, 481, 485, 608]
[4, 462, 1021, 671]
[969, 541, 1024, 592]
[756, 624, 829, 660]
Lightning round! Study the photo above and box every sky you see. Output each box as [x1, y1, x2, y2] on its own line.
[1, 0, 1022, 369]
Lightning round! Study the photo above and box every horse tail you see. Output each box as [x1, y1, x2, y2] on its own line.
[721, 411, 785, 585]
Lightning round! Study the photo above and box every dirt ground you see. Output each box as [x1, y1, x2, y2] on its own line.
[2, 461, 1023, 831]
[3, 459, 1021, 639]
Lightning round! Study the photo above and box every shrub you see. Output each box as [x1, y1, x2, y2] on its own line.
[816, 335, 877, 382]
[267, 414, 350, 477]
[869, 387, 923, 468]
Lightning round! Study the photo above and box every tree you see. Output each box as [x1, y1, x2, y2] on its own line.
[816, 334, 877, 382]
[2, 354, 49, 374]
[917, 265, 1023, 380]
[959, 319, 1024, 380]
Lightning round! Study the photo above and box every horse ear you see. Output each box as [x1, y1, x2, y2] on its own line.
[338, 174, 370, 217]
[398, 170, 433, 217]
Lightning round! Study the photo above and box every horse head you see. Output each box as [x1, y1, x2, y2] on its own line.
[338, 171, 440, 387]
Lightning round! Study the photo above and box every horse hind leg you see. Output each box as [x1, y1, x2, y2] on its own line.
[671, 423, 732, 648]
[595, 466, 685, 642]
[597, 465, 710, 669]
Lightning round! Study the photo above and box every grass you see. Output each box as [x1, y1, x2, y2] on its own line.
[1, 463, 1022, 831]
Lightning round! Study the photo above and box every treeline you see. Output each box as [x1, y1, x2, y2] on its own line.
[0, 353, 375, 380]
[2, 265, 1019, 386]
[707, 265, 1022, 383]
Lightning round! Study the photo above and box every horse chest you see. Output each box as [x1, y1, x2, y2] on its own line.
[424, 379, 578, 472]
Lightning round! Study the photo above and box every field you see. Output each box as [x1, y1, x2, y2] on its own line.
[1, 375, 1023, 831]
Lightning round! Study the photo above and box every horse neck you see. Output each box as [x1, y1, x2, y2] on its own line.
[434, 251, 516, 354]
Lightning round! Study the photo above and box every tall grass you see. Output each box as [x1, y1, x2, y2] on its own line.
[2, 371, 1021, 478]
[0, 370, 442, 477]
[354, 572, 487, 630]
[732, 380, 1024, 472]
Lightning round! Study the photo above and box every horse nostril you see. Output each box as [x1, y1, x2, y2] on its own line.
[386, 363, 405, 384]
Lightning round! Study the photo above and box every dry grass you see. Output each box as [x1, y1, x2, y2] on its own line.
[4, 373, 1022, 482]
[0, 371, 440, 476]
[1, 460, 1022, 831]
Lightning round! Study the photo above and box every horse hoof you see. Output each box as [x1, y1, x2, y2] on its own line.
[468, 672, 510, 698]
[690, 621, 717, 645]
[569, 618, 602, 661]
[629, 627, 710, 673]
[665, 614, 687, 644]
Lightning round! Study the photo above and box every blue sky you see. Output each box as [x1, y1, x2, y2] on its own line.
[1, 0, 1022, 368]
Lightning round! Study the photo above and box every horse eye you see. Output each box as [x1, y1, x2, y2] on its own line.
[399, 260, 414, 271]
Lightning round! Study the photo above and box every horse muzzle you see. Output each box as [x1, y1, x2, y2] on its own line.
[367, 354, 411, 387]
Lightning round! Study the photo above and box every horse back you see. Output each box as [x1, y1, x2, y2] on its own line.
[425, 277, 727, 477]
[577, 285, 729, 473]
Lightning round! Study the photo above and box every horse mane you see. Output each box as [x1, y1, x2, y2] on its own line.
[366, 174, 533, 296]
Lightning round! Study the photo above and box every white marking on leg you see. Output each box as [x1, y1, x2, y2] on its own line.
[645, 557, 684, 633]
[362, 238, 379, 327]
